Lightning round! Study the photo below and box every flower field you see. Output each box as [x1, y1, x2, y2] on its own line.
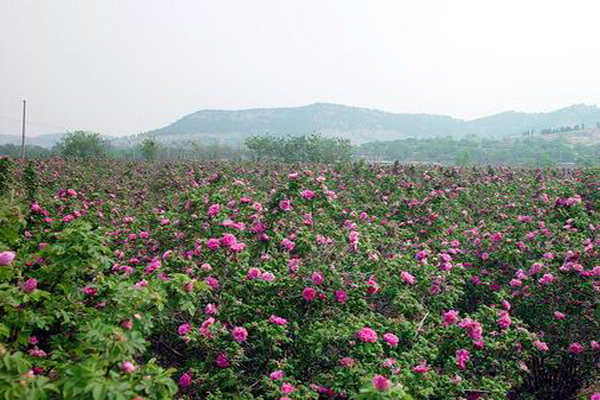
[0, 159, 598, 400]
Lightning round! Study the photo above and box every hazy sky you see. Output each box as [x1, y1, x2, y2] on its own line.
[2, 0, 600, 137]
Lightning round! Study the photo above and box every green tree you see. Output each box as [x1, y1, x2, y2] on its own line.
[139, 137, 158, 160]
[56, 131, 109, 158]
[454, 149, 473, 166]
[245, 133, 352, 163]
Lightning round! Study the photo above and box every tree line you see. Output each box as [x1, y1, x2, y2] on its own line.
[2, 130, 599, 166]
[356, 136, 600, 166]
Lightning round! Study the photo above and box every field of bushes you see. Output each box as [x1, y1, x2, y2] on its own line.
[0, 158, 598, 400]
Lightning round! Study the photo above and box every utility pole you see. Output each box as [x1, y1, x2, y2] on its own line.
[20, 100, 27, 159]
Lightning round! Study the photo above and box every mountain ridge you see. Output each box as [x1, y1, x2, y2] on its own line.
[144, 103, 600, 144]
[2, 103, 600, 148]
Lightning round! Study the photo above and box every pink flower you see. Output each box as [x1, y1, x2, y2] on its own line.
[334, 289, 348, 303]
[0, 251, 16, 266]
[260, 271, 275, 282]
[442, 310, 460, 327]
[207, 238, 221, 251]
[302, 287, 317, 301]
[510, 279, 522, 287]
[455, 349, 470, 370]
[269, 315, 288, 326]
[205, 276, 220, 290]
[382, 358, 396, 368]
[356, 327, 378, 343]
[269, 370, 284, 380]
[459, 318, 483, 343]
[28, 347, 47, 358]
[247, 267, 262, 280]
[301, 190, 315, 200]
[366, 275, 379, 294]
[281, 238, 296, 252]
[281, 382, 296, 394]
[303, 213, 314, 225]
[534, 340, 549, 351]
[400, 271, 416, 285]
[497, 311, 512, 329]
[83, 286, 97, 296]
[538, 273, 555, 285]
[554, 311, 566, 320]
[590, 393, 600, 400]
[340, 357, 355, 367]
[121, 361, 136, 374]
[215, 353, 230, 368]
[183, 281, 194, 292]
[121, 319, 133, 330]
[199, 317, 215, 339]
[372, 375, 391, 392]
[208, 204, 220, 217]
[279, 199, 292, 211]
[205, 303, 218, 315]
[222, 233, 237, 247]
[232, 326, 248, 342]
[22, 278, 38, 293]
[178, 323, 192, 336]
[200, 263, 212, 271]
[383, 333, 399, 347]
[178, 372, 192, 388]
[311, 272, 324, 285]
[568, 342, 584, 354]
[412, 363, 428, 374]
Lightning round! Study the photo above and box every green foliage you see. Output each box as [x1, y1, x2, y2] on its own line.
[454, 149, 473, 166]
[357, 136, 600, 166]
[139, 137, 158, 161]
[24, 161, 38, 202]
[0, 220, 182, 399]
[57, 131, 109, 159]
[0, 159, 598, 399]
[0, 196, 24, 248]
[0, 145, 52, 159]
[0, 157, 12, 196]
[246, 133, 353, 163]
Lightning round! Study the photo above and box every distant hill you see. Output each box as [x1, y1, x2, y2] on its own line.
[143, 103, 600, 144]
[5, 104, 600, 149]
[537, 127, 600, 146]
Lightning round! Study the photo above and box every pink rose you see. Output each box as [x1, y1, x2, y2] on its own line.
[356, 327, 377, 343]
[372, 375, 391, 392]
[232, 326, 248, 343]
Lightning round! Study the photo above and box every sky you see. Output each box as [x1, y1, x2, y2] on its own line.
[1, 0, 600, 137]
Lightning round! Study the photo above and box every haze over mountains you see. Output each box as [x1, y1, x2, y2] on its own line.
[4, 103, 600, 148]
[143, 103, 600, 145]
[0, 132, 65, 148]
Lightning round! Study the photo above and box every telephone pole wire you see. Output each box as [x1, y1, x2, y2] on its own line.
[20, 100, 27, 160]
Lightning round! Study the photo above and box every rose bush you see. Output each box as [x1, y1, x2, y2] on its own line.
[0, 159, 597, 400]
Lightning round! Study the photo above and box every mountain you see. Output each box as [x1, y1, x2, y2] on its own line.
[5, 104, 600, 149]
[143, 103, 600, 144]
[469, 104, 600, 136]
